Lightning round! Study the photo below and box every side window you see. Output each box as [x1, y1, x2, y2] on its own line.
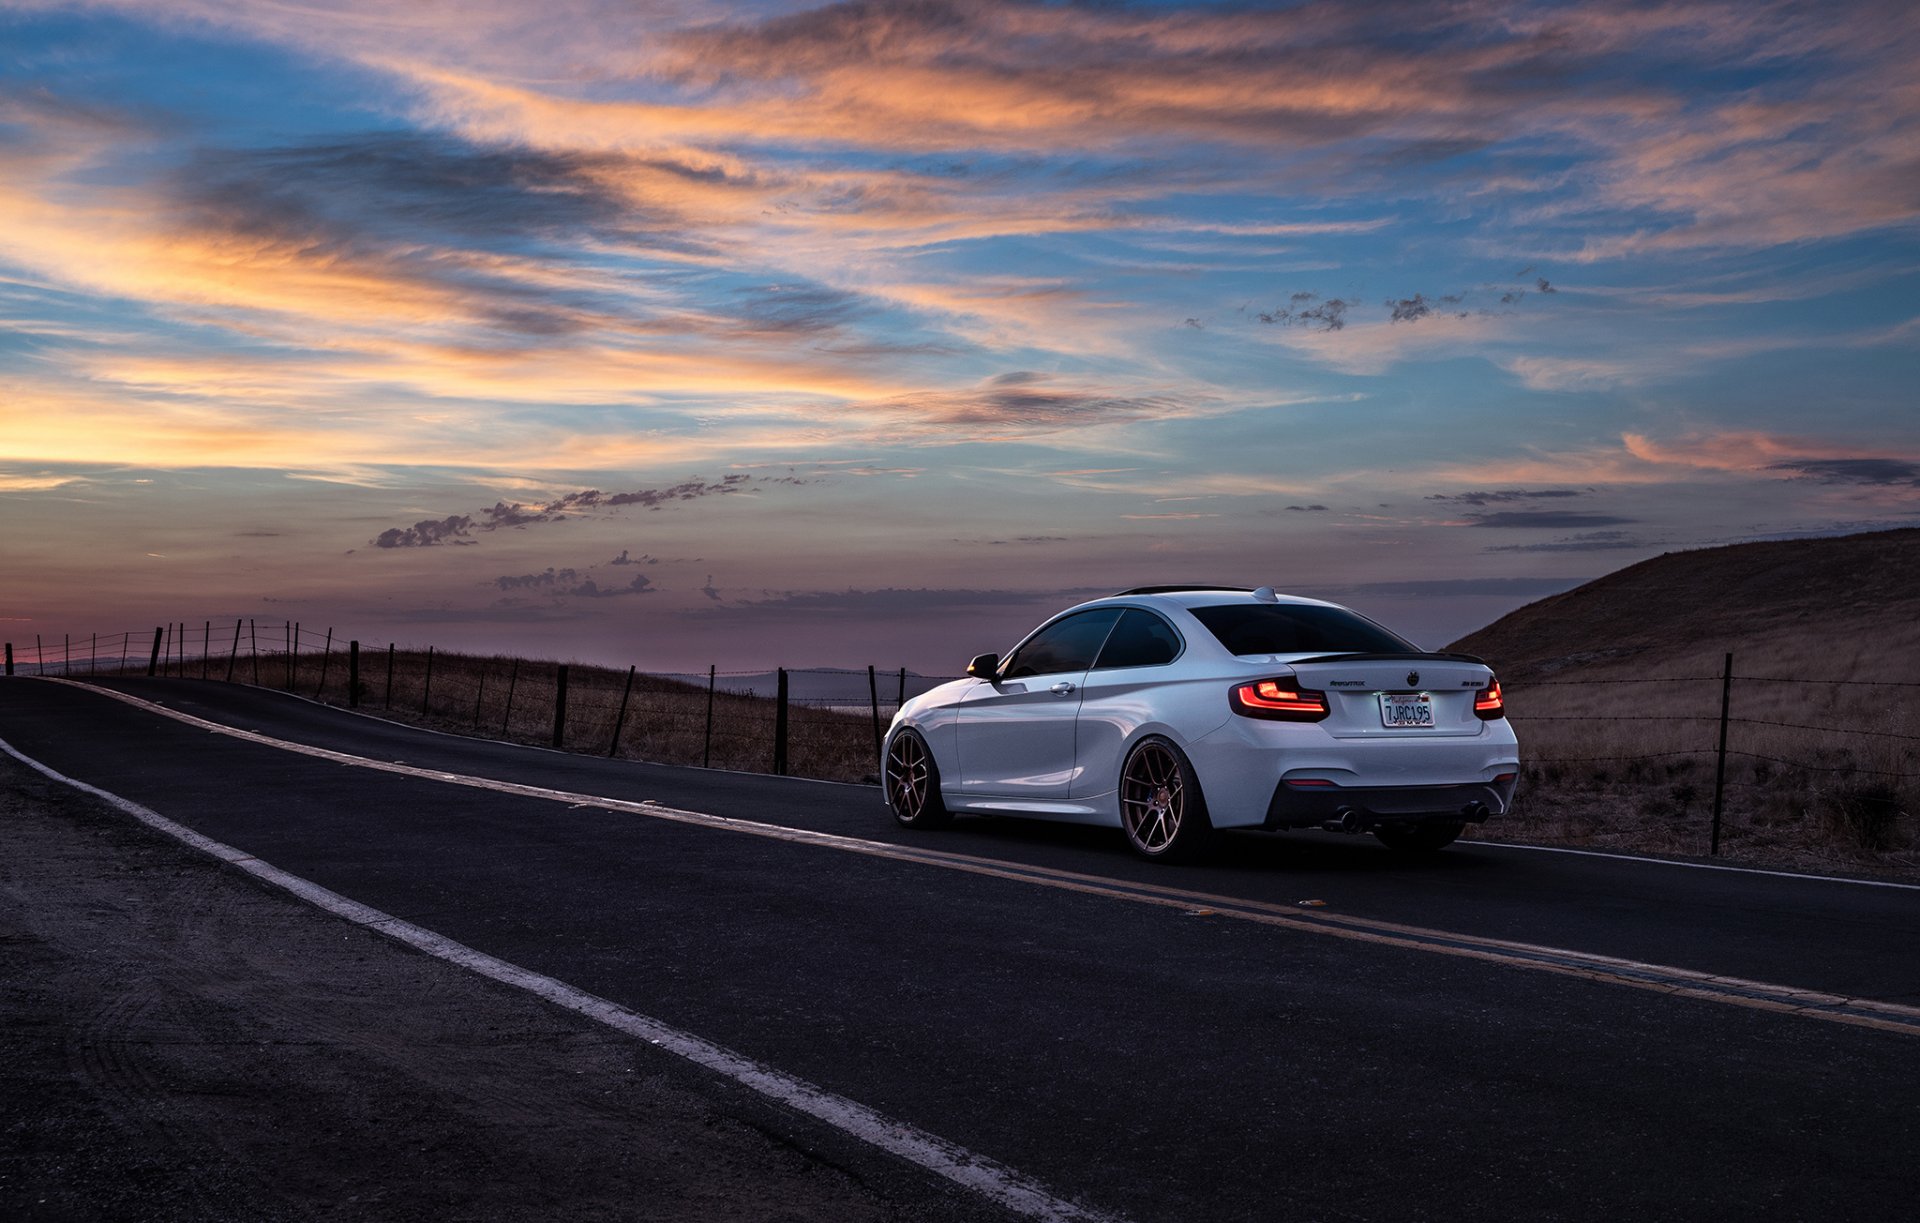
[1001, 609, 1122, 679]
[1092, 608, 1182, 670]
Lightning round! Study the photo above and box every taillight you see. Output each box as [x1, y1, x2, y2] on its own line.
[1230, 678, 1330, 722]
[1474, 677, 1506, 720]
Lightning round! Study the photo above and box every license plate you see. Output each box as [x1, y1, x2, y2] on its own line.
[1378, 692, 1434, 727]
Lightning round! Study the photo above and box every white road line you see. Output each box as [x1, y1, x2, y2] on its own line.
[24, 678, 1920, 1038]
[1464, 839, 1920, 892]
[0, 735, 1122, 1223]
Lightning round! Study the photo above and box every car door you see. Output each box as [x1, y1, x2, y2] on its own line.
[957, 608, 1122, 801]
[1071, 608, 1188, 798]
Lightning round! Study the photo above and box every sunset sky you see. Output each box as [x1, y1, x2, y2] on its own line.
[2, 0, 1916, 671]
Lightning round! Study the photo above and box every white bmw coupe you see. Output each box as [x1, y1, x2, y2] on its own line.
[884, 586, 1519, 861]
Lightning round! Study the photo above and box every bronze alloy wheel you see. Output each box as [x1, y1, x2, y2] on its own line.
[1121, 739, 1205, 859]
[886, 730, 950, 827]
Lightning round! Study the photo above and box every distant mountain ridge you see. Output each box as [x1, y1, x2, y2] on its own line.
[1448, 528, 1920, 684]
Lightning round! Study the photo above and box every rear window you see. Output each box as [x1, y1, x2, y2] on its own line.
[1188, 603, 1415, 656]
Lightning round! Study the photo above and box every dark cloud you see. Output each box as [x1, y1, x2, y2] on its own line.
[1484, 530, 1650, 553]
[568, 574, 655, 598]
[493, 568, 653, 598]
[701, 574, 722, 602]
[1256, 295, 1349, 331]
[1387, 293, 1432, 324]
[684, 586, 1102, 617]
[372, 515, 475, 548]
[1767, 458, 1920, 485]
[161, 132, 721, 338]
[1284, 504, 1329, 512]
[494, 568, 578, 590]
[608, 550, 657, 566]
[1427, 489, 1582, 506]
[368, 476, 771, 550]
[734, 282, 869, 335]
[1465, 511, 1638, 529]
[1254, 269, 1563, 330]
[174, 133, 634, 249]
[876, 372, 1183, 428]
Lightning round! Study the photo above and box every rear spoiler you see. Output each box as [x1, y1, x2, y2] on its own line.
[1290, 651, 1490, 666]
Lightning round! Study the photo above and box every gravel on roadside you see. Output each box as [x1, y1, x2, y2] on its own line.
[0, 757, 981, 1223]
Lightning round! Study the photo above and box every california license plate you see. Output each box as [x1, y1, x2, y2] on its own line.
[1379, 692, 1434, 727]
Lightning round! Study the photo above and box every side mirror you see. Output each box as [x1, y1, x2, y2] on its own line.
[966, 653, 1000, 680]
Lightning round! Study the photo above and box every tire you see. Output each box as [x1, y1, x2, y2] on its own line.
[1119, 736, 1211, 862]
[1373, 820, 1464, 853]
[885, 729, 952, 829]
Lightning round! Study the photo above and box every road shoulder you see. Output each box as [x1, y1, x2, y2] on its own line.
[0, 756, 961, 1223]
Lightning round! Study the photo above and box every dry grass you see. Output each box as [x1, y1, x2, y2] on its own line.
[106, 643, 890, 784]
[1473, 625, 1920, 877]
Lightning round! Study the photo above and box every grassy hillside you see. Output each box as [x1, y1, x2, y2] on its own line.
[1450, 527, 1920, 684]
[1448, 529, 1920, 874]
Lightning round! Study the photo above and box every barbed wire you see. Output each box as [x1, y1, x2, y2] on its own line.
[1526, 750, 1711, 763]
[1727, 716, 1920, 742]
[1723, 750, 1920, 780]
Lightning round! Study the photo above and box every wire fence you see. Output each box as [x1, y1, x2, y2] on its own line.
[4, 627, 1913, 858]
[1, 621, 961, 782]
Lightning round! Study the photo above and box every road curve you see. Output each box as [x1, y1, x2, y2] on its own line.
[5, 676, 1918, 1221]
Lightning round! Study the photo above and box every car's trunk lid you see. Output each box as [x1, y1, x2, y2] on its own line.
[1263, 652, 1494, 738]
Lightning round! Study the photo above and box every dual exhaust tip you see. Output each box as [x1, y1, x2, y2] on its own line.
[1320, 801, 1491, 834]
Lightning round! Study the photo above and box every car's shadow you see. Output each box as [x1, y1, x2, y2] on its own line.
[939, 814, 1497, 879]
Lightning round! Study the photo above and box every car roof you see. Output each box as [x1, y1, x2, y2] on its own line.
[1093, 588, 1343, 611]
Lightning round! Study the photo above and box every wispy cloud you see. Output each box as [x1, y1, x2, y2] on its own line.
[370, 475, 772, 546]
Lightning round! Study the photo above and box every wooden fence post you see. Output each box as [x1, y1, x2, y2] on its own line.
[385, 643, 394, 708]
[226, 619, 241, 681]
[473, 661, 488, 729]
[868, 664, 883, 768]
[773, 667, 789, 776]
[703, 665, 716, 768]
[3, 643, 11, 675]
[608, 665, 636, 756]
[349, 641, 360, 707]
[315, 628, 332, 698]
[202, 621, 210, 679]
[421, 646, 434, 716]
[1710, 652, 1733, 856]
[552, 664, 569, 749]
[147, 626, 163, 676]
[500, 659, 518, 736]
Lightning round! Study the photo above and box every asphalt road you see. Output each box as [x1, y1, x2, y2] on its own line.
[5, 676, 1919, 1221]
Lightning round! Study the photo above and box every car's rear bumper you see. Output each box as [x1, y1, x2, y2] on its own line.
[1184, 715, 1520, 829]
[1262, 776, 1516, 831]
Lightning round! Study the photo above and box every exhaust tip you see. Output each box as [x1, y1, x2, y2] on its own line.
[1462, 802, 1490, 822]
[1321, 806, 1364, 834]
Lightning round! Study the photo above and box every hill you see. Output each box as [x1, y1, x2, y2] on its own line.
[1448, 528, 1920, 685]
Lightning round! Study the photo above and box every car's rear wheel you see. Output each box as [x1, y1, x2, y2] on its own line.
[886, 729, 951, 829]
[1120, 737, 1210, 862]
[1373, 820, 1464, 852]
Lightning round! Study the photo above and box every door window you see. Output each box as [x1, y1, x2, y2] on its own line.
[1000, 609, 1122, 679]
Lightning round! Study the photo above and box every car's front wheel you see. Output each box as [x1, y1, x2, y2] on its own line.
[1373, 820, 1464, 852]
[885, 729, 952, 829]
[1119, 737, 1210, 862]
